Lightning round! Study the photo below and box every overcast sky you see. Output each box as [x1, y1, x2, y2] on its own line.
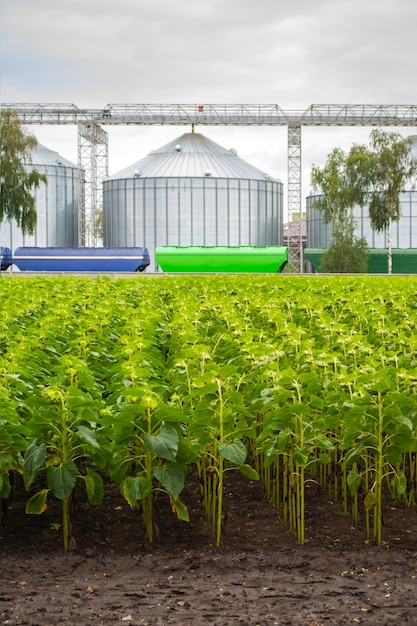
[2, 0, 417, 214]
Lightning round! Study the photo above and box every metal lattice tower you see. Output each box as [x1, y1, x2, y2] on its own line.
[287, 122, 302, 270]
[78, 121, 108, 246]
[4, 102, 417, 268]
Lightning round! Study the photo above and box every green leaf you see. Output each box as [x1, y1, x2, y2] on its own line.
[393, 414, 413, 430]
[293, 448, 309, 467]
[0, 472, 11, 498]
[364, 490, 377, 511]
[153, 463, 185, 500]
[169, 496, 189, 522]
[344, 446, 362, 466]
[144, 425, 179, 461]
[238, 464, 259, 481]
[122, 476, 152, 508]
[385, 444, 403, 468]
[276, 430, 291, 453]
[391, 428, 414, 454]
[85, 470, 104, 505]
[392, 471, 407, 498]
[47, 460, 78, 500]
[26, 489, 49, 514]
[347, 469, 362, 494]
[77, 425, 101, 449]
[0, 453, 13, 469]
[313, 433, 335, 451]
[218, 439, 247, 465]
[23, 441, 46, 488]
[318, 453, 331, 465]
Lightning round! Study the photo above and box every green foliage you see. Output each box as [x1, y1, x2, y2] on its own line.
[311, 146, 369, 274]
[314, 129, 417, 274]
[351, 130, 417, 232]
[311, 147, 362, 224]
[0, 111, 47, 234]
[2, 275, 417, 550]
[320, 215, 369, 273]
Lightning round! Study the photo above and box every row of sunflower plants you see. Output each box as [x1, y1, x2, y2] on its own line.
[100, 287, 198, 547]
[0, 278, 124, 549]
[163, 281, 259, 546]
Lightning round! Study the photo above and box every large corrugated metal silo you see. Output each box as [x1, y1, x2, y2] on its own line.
[307, 192, 417, 249]
[0, 143, 80, 249]
[103, 132, 283, 270]
[306, 136, 417, 270]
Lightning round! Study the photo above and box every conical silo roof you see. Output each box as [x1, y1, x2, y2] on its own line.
[107, 132, 280, 181]
[29, 143, 78, 168]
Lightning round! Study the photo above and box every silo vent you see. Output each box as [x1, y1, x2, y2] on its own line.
[205, 169, 212, 177]
[134, 170, 142, 177]
[175, 144, 181, 152]
[229, 148, 238, 156]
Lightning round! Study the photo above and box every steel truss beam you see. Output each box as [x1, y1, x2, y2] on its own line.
[3, 103, 417, 268]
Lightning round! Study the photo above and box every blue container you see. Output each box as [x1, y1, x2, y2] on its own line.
[0, 247, 13, 271]
[11, 247, 150, 272]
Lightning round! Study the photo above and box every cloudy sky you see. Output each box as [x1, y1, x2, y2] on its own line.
[1, 0, 417, 213]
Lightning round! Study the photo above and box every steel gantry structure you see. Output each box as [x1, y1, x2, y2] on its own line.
[3, 103, 417, 268]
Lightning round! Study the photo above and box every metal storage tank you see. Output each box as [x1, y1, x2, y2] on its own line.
[306, 136, 417, 271]
[103, 132, 283, 271]
[306, 192, 417, 249]
[0, 143, 80, 250]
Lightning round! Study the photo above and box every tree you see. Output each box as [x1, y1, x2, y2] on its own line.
[311, 148, 369, 273]
[0, 110, 47, 235]
[311, 147, 359, 223]
[347, 130, 417, 274]
[320, 214, 369, 273]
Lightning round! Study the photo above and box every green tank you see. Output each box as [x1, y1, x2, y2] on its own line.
[155, 246, 288, 273]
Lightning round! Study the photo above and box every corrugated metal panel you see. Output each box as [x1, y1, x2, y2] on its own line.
[30, 143, 77, 168]
[0, 143, 80, 250]
[307, 191, 417, 249]
[107, 132, 280, 181]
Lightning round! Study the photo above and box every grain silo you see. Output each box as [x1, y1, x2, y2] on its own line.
[103, 131, 283, 270]
[305, 136, 417, 273]
[0, 143, 80, 250]
[306, 192, 417, 250]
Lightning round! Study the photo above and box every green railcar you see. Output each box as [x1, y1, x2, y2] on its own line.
[155, 246, 289, 273]
[304, 248, 417, 274]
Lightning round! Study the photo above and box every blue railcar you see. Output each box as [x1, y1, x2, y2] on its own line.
[0, 247, 13, 271]
[0, 247, 150, 272]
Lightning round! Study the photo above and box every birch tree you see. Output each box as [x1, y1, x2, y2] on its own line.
[0, 110, 46, 234]
[311, 148, 368, 273]
[348, 130, 417, 274]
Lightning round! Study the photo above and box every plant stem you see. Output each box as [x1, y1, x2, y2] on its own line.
[143, 408, 154, 546]
[215, 378, 224, 547]
[216, 456, 224, 547]
[62, 498, 69, 551]
[375, 393, 384, 545]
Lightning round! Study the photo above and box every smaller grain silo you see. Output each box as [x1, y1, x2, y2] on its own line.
[305, 136, 417, 273]
[0, 143, 80, 250]
[103, 132, 283, 270]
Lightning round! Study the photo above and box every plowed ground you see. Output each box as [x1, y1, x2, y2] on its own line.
[1, 474, 417, 625]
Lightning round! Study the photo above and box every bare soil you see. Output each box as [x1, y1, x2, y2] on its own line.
[1, 474, 417, 626]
